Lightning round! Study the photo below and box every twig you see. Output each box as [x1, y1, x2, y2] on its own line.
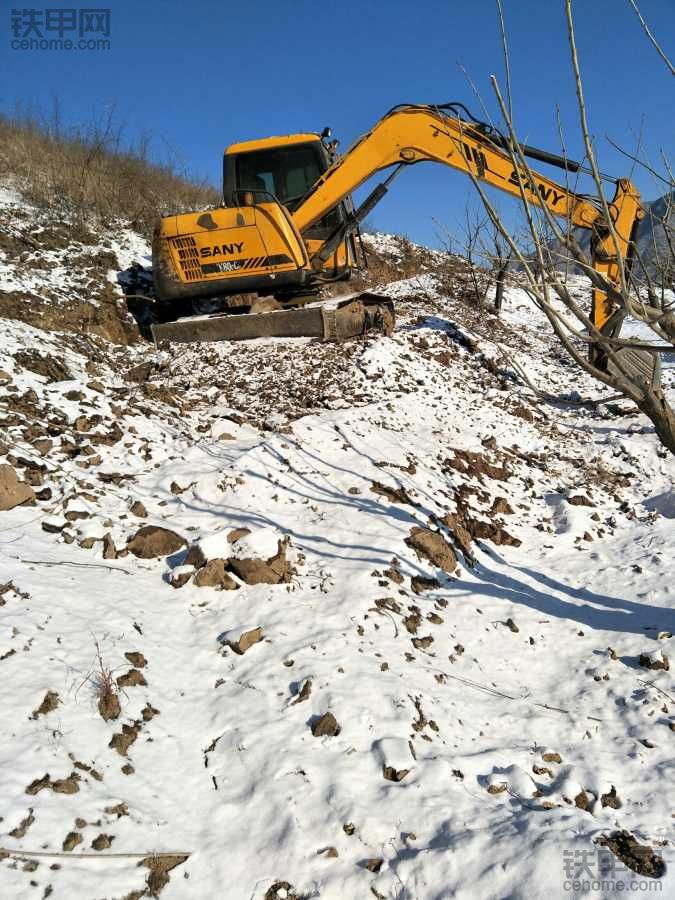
[627, 0, 675, 76]
[0, 847, 190, 860]
[13, 557, 133, 575]
[636, 678, 674, 704]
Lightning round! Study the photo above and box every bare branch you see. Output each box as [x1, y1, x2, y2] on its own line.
[627, 0, 675, 76]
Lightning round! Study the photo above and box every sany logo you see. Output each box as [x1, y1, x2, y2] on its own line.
[200, 242, 244, 258]
[508, 170, 564, 206]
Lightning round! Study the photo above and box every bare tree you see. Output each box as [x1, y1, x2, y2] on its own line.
[464, 0, 675, 453]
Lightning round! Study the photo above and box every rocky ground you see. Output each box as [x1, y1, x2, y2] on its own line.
[0, 184, 674, 899]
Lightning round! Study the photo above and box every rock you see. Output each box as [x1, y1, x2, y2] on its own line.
[9, 809, 35, 839]
[568, 494, 593, 506]
[411, 575, 440, 594]
[63, 832, 83, 852]
[193, 559, 238, 590]
[0, 464, 36, 511]
[487, 782, 507, 795]
[109, 722, 140, 756]
[141, 703, 160, 721]
[25, 775, 51, 795]
[184, 544, 207, 568]
[542, 752, 562, 764]
[227, 527, 251, 544]
[125, 651, 147, 668]
[601, 786, 621, 809]
[226, 626, 263, 655]
[411, 635, 433, 650]
[142, 854, 189, 896]
[127, 525, 186, 559]
[505, 618, 519, 633]
[31, 690, 60, 719]
[490, 496, 514, 515]
[104, 802, 129, 818]
[596, 831, 665, 878]
[169, 567, 193, 589]
[405, 527, 457, 573]
[91, 834, 114, 851]
[32, 438, 53, 455]
[102, 533, 117, 560]
[574, 789, 593, 811]
[639, 650, 669, 671]
[87, 380, 105, 393]
[124, 363, 153, 384]
[130, 500, 147, 518]
[383, 566, 404, 584]
[371, 481, 415, 505]
[311, 712, 341, 737]
[291, 678, 312, 705]
[228, 539, 289, 585]
[13, 350, 71, 383]
[117, 669, 147, 688]
[382, 765, 410, 782]
[51, 774, 80, 794]
[365, 858, 383, 872]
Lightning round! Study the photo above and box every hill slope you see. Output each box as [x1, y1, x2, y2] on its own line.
[0, 187, 674, 900]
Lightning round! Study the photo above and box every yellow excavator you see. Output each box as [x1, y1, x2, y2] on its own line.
[151, 102, 647, 375]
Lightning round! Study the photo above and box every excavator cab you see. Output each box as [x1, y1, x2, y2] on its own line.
[152, 132, 356, 308]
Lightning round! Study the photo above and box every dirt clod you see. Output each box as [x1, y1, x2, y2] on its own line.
[405, 527, 457, 573]
[31, 690, 60, 719]
[62, 832, 82, 852]
[124, 651, 147, 668]
[117, 668, 147, 688]
[596, 831, 664, 878]
[91, 834, 114, 850]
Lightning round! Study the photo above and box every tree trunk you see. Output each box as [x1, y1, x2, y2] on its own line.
[494, 262, 509, 312]
[636, 386, 675, 455]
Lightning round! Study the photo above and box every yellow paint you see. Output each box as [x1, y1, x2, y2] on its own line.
[157, 104, 643, 337]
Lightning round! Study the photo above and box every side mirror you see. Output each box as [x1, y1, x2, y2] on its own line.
[321, 126, 332, 140]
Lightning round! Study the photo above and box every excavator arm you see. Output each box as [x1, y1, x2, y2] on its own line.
[293, 104, 644, 337]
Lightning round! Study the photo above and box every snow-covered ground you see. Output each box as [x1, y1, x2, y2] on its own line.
[1, 208, 673, 899]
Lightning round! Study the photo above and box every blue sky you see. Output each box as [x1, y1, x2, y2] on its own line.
[2, 0, 673, 246]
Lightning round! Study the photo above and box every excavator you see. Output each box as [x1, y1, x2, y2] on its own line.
[151, 102, 650, 379]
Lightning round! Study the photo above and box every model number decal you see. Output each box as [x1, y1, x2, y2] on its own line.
[208, 260, 243, 272]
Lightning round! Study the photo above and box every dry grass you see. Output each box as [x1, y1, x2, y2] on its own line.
[0, 108, 220, 238]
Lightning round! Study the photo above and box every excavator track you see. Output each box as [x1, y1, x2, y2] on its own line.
[150, 294, 395, 346]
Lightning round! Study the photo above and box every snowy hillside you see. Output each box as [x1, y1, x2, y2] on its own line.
[1, 187, 674, 900]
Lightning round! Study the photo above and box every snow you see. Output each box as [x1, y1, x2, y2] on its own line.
[0, 206, 673, 899]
